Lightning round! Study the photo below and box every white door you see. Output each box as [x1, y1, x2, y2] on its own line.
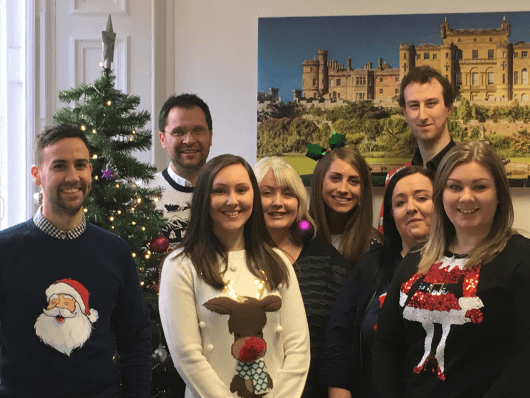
[45, 0, 162, 166]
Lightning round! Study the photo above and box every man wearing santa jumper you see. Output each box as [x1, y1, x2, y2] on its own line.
[0, 125, 152, 397]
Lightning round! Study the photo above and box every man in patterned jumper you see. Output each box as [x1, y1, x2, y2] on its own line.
[151, 93, 213, 249]
[379, 66, 455, 231]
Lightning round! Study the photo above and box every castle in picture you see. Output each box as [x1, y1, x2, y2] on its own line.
[300, 17, 530, 104]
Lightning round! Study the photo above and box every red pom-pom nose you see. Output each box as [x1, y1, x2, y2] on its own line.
[239, 336, 266, 363]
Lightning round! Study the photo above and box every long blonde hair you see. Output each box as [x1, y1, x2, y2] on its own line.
[254, 156, 316, 244]
[417, 141, 515, 274]
[309, 147, 380, 266]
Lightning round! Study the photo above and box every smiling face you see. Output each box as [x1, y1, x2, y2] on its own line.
[31, 137, 92, 221]
[259, 168, 299, 234]
[403, 79, 452, 146]
[322, 158, 362, 216]
[392, 173, 433, 252]
[159, 106, 212, 177]
[209, 164, 254, 246]
[443, 161, 498, 239]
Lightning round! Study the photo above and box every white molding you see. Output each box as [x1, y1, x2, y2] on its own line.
[0, 0, 33, 228]
[26, 0, 36, 219]
[38, 10, 46, 121]
[69, 0, 129, 16]
[152, 0, 170, 167]
[69, 35, 129, 92]
[7, 48, 22, 83]
[115, 35, 129, 93]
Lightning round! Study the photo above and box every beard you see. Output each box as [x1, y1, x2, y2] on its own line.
[48, 182, 91, 216]
[171, 146, 208, 172]
[34, 304, 94, 356]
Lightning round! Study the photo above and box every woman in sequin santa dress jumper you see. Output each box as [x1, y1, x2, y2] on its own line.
[372, 141, 530, 398]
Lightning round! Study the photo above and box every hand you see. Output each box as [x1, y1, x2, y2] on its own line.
[329, 386, 352, 398]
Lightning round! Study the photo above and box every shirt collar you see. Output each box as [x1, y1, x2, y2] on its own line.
[411, 139, 456, 172]
[168, 163, 193, 187]
[33, 206, 87, 240]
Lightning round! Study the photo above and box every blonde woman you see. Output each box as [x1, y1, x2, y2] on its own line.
[254, 157, 350, 398]
[373, 141, 530, 397]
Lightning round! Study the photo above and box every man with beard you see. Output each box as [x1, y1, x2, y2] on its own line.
[150, 93, 213, 250]
[34, 279, 99, 357]
[0, 125, 151, 397]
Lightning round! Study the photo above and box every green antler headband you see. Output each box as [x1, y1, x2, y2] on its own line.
[305, 131, 346, 161]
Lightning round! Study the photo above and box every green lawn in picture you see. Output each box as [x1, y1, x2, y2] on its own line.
[508, 158, 530, 162]
[365, 158, 410, 164]
[259, 154, 411, 175]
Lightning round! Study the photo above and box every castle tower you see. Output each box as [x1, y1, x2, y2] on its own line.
[292, 89, 302, 101]
[318, 49, 329, 96]
[302, 57, 320, 98]
[269, 88, 279, 102]
[440, 17, 449, 40]
[399, 43, 415, 81]
[501, 16, 511, 37]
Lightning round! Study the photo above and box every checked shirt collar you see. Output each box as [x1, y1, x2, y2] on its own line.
[33, 206, 87, 240]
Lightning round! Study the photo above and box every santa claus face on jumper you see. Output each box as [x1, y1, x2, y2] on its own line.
[34, 279, 99, 357]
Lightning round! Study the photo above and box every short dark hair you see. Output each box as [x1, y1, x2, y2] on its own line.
[34, 124, 90, 165]
[158, 93, 212, 132]
[399, 66, 454, 108]
[382, 165, 435, 258]
[372, 165, 434, 290]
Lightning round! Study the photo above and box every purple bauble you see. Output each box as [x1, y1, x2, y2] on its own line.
[293, 219, 315, 242]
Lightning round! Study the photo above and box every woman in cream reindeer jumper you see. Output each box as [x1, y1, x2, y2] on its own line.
[159, 154, 309, 398]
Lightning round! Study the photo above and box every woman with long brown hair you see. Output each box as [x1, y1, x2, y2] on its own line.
[159, 154, 310, 398]
[321, 166, 434, 398]
[309, 147, 381, 267]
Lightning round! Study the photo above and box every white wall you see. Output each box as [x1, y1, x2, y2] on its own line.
[168, 0, 530, 231]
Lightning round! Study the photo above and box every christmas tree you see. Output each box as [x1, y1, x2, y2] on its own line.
[52, 16, 178, 398]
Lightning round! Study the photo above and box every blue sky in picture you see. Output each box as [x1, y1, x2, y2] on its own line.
[258, 12, 530, 102]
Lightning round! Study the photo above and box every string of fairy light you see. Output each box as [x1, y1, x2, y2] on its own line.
[76, 97, 164, 288]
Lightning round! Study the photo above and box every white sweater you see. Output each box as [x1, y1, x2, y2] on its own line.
[159, 249, 310, 398]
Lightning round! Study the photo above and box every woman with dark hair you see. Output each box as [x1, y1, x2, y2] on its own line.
[254, 156, 351, 398]
[309, 147, 381, 267]
[159, 154, 310, 398]
[373, 141, 530, 397]
[320, 166, 434, 398]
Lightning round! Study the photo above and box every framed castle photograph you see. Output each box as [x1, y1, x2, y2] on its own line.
[257, 12, 530, 187]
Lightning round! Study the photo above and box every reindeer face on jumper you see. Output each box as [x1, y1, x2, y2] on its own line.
[204, 295, 282, 397]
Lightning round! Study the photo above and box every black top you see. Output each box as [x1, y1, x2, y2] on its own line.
[320, 245, 401, 397]
[373, 234, 530, 398]
[411, 139, 456, 172]
[295, 237, 351, 398]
